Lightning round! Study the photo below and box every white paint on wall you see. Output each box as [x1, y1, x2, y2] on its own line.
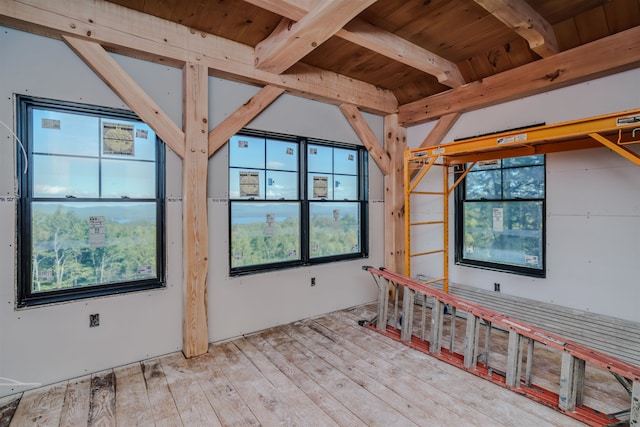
[407, 67, 640, 323]
[0, 27, 185, 397]
[206, 77, 384, 343]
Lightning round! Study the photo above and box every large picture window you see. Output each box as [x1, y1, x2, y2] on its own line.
[17, 96, 165, 306]
[455, 155, 545, 277]
[229, 132, 367, 274]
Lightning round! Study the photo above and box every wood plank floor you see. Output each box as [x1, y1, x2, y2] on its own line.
[2, 303, 626, 427]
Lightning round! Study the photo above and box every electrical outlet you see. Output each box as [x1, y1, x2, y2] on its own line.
[494, 283, 500, 292]
[89, 313, 100, 327]
[311, 277, 316, 286]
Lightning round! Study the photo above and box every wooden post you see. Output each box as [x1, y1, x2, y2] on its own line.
[182, 62, 209, 358]
[383, 114, 406, 274]
[383, 114, 406, 306]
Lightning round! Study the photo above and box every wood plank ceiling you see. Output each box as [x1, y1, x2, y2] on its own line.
[104, 0, 640, 122]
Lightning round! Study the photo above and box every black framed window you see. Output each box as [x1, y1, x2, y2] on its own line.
[229, 131, 368, 275]
[455, 155, 545, 277]
[16, 96, 165, 306]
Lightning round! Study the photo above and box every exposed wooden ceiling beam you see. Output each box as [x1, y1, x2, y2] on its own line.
[0, 0, 397, 115]
[255, 0, 377, 74]
[340, 19, 465, 88]
[473, 0, 558, 57]
[339, 103, 390, 176]
[398, 25, 640, 126]
[208, 85, 285, 156]
[62, 35, 186, 158]
[245, 0, 465, 88]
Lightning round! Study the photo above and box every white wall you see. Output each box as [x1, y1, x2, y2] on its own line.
[0, 27, 383, 397]
[407, 68, 640, 323]
[206, 79, 384, 341]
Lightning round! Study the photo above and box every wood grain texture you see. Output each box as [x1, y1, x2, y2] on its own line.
[255, 0, 376, 74]
[8, 383, 66, 426]
[88, 371, 116, 427]
[383, 114, 405, 275]
[398, 24, 640, 125]
[161, 354, 222, 426]
[0, 396, 20, 427]
[7, 305, 621, 427]
[58, 376, 91, 427]
[62, 35, 186, 158]
[182, 62, 209, 358]
[114, 364, 154, 426]
[208, 85, 284, 156]
[0, 0, 397, 114]
[473, 0, 559, 56]
[247, 0, 465, 87]
[140, 360, 182, 426]
[339, 103, 390, 176]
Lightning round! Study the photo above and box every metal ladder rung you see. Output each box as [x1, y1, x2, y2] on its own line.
[411, 191, 444, 195]
[410, 249, 445, 257]
[410, 220, 444, 226]
[419, 276, 446, 286]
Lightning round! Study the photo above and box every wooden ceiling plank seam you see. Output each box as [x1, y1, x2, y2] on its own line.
[208, 85, 285, 157]
[552, 17, 582, 51]
[181, 61, 210, 358]
[254, 0, 377, 74]
[62, 35, 186, 158]
[339, 19, 465, 88]
[339, 103, 390, 176]
[398, 24, 640, 126]
[473, 0, 559, 57]
[603, 0, 640, 34]
[574, 5, 611, 44]
[0, 0, 397, 115]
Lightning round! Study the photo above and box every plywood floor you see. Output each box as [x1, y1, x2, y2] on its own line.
[0, 303, 628, 426]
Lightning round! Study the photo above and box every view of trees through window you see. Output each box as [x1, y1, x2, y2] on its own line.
[229, 133, 366, 273]
[17, 96, 164, 305]
[457, 155, 545, 276]
[31, 203, 157, 292]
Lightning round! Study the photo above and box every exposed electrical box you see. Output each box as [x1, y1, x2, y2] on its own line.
[90, 313, 100, 327]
